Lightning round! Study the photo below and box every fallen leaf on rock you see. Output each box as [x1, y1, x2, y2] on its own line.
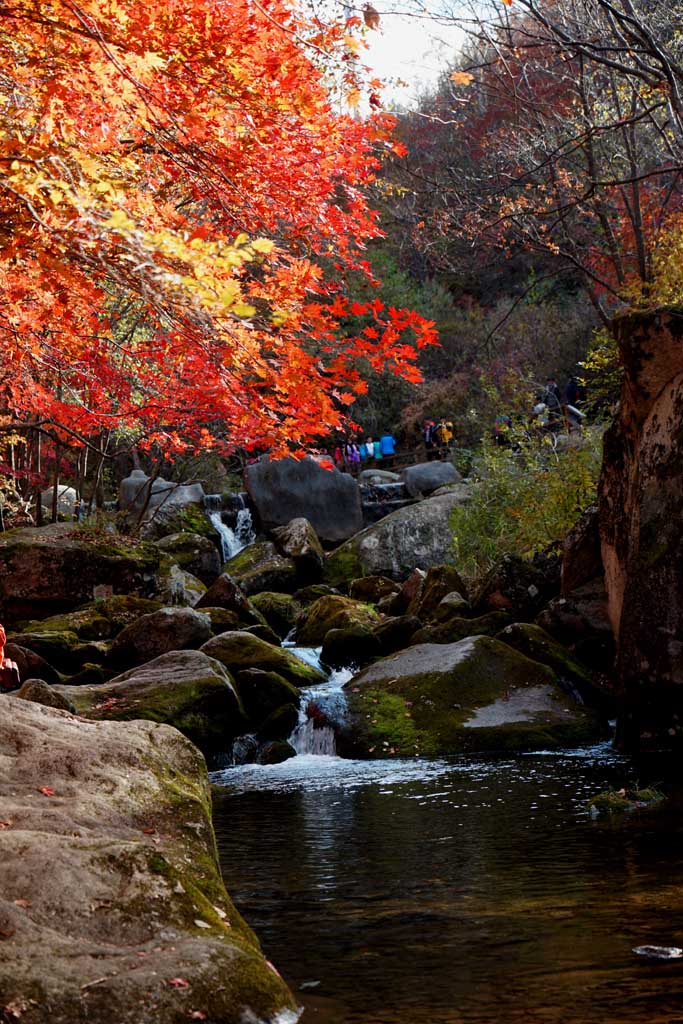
[0, 928, 16, 939]
[143, 827, 156, 835]
[0, 820, 13, 829]
[38, 786, 55, 797]
[168, 978, 190, 988]
[188, 1013, 207, 1020]
[3, 997, 37, 1018]
[13, 900, 31, 909]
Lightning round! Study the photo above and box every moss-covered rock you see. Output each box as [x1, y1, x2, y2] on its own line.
[249, 591, 303, 639]
[18, 607, 112, 641]
[107, 607, 213, 671]
[495, 622, 613, 714]
[153, 557, 207, 607]
[154, 531, 222, 585]
[256, 739, 297, 764]
[432, 591, 471, 621]
[6, 629, 82, 673]
[199, 606, 247, 634]
[296, 594, 380, 646]
[0, 523, 162, 623]
[0, 698, 297, 1023]
[80, 595, 163, 636]
[55, 649, 246, 755]
[411, 611, 512, 646]
[341, 635, 604, 758]
[195, 573, 264, 625]
[587, 787, 665, 815]
[243, 623, 282, 646]
[201, 630, 325, 688]
[142, 501, 219, 541]
[233, 668, 301, 730]
[293, 583, 341, 606]
[223, 542, 298, 596]
[14, 678, 76, 713]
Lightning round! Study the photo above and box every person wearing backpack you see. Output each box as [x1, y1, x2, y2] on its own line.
[379, 430, 396, 467]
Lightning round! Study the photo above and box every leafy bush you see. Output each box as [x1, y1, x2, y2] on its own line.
[450, 426, 603, 578]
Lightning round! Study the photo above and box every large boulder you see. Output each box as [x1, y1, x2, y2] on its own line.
[14, 678, 77, 713]
[55, 649, 245, 754]
[324, 491, 469, 587]
[201, 631, 325, 687]
[407, 565, 469, 619]
[107, 607, 213, 670]
[271, 517, 324, 582]
[0, 698, 296, 1023]
[245, 456, 363, 543]
[536, 578, 615, 670]
[401, 461, 461, 498]
[249, 591, 303, 639]
[295, 594, 380, 646]
[195, 573, 264, 625]
[341, 635, 603, 757]
[222, 541, 298, 596]
[152, 560, 207, 607]
[0, 524, 161, 623]
[119, 469, 205, 516]
[40, 484, 78, 518]
[411, 611, 512, 646]
[154, 532, 222, 585]
[233, 668, 301, 730]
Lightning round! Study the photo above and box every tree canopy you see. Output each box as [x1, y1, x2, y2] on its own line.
[0, 0, 437, 460]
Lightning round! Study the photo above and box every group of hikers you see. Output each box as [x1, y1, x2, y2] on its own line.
[421, 417, 455, 458]
[494, 375, 586, 445]
[334, 431, 397, 474]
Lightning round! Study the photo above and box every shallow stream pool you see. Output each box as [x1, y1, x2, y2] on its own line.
[213, 746, 683, 1024]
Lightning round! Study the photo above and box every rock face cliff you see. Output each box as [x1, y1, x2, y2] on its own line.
[599, 309, 683, 751]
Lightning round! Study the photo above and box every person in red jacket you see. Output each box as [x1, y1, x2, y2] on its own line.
[0, 623, 20, 691]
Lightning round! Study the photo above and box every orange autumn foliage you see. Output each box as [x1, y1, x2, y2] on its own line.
[0, 0, 437, 455]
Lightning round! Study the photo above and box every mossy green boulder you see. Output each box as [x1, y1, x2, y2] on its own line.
[6, 629, 82, 672]
[411, 611, 512, 646]
[341, 635, 604, 758]
[249, 591, 303, 638]
[0, 698, 297, 1023]
[18, 606, 112, 641]
[296, 594, 380, 646]
[154, 531, 221, 585]
[55, 649, 246, 755]
[407, 565, 469, 619]
[201, 630, 325, 687]
[107, 607, 213, 670]
[223, 541, 298, 596]
[233, 668, 301, 730]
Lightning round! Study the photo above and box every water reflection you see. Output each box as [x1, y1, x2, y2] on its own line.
[213, 748, 683, 1024]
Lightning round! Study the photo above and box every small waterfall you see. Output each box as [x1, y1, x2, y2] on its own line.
[204, 493, 256, 561]
[288, 661, 354, 757]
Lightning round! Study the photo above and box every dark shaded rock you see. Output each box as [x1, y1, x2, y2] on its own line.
[256, 739, 297, 764]
[373, 615, 423, 656]
[341, 635, 604, 758]
[4, 643, 61, 687]
[473, 554, 549, 620]
[0, 523, 161, 623]
[412, 611, 512, 646]
[7, 630, 81, 673]
[201, 631, 325, 687]
[271, 517, 324, 583]
[155, 531, 222, 585]
[496, 621, 614, 715]
[432, 591, 470, 621]
[233, 668, 301, 730]
[55, 649, 246, 754]
[349, 575, 400, 604]
[561, 505, 602, 596]
[296, 595, 380, 646]
[14, 678, 76, 713]
[408, 565, 469, 619]
[382, 568, 426, 616]
[244, 623, 282, 646]
[321, 626, 382, 670]
[195, 573, 263, 623]
[200, 606, 245, 634]
[249, 592, 302, 639]
[19, 607, 111, 641]
[107, 607, 213, 670]
[257, 703, 299, 741]
[63, 663, 109, 687]
[245, 456, 363, 543]
[79, 595, 163, 636]
[401, 460, 461, 497]
[536, 578, 615, 670]
[152, 559, 207, 608]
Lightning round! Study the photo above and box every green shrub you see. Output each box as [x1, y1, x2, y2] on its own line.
[450, 426, 603, 578]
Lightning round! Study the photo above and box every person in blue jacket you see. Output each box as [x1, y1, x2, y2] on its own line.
[379, 430, 396, 467]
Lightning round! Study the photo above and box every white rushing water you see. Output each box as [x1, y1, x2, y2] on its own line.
[207, 505, 255, 561]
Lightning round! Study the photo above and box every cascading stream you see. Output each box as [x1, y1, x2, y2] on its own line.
[288, 661, 354, 756]
[204, 494, 256, 561]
